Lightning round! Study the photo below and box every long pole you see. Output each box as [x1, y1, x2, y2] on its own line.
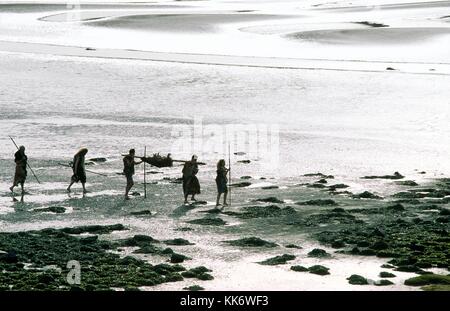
[228, 142, 231, 206]
[144, 146, 147, 199]
[9, 136, 41, 184]
[57, 163, 108, 177]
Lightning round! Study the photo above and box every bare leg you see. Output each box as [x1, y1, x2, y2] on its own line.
[216, 193, 221, 207]
[82, 183, 87, 194]
[223, 192, 228, 206]
[125, 181, 133, 200]
[67, 181, 75, 192]
[20, 182, 24, 194]
[184, 193, 189, 204]
[191, 195, 196, 201]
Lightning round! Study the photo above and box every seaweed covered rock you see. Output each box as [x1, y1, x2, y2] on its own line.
[290, 265, 309, 272]
[225, 237, 278, 248]
[285, 244, 302, 249]
[254, 197, 284, 204]
[331, 240, 346, 248]
[0, 226, 193, 290]
[347, 274, 369, 285]
[258, 254, 296, 266]
[404, 274, 450, 286]
[170, 253, 190, 264]
[121, 235, 158, 247]
[129, 210, 153, 216]
[296, 199, 338, 206]
[361, 172, 404, 180]
[307, 248, 331, 258]
[187, 218, 226, 226]
[304, 173, 334, 179]
[35, 206, 66, 214]
[163, 238, 194, 246]
[231, 205, 296, 219]
[352, 191, 383, 200]
[375, 279, 394, 286]
[386, 203, 405, 212]
[308, 265, 330, 276]
[396, 180, 419, 186]
[328, 184, 350, 191]
[379, 271, 396, 278]
[60, 224, 126, 235]
[183, 285, 205, 291]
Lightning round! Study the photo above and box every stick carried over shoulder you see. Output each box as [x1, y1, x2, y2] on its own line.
[144, 146, 147, 199]
[58, 162, 108, 177]
[9, 136, 41, 184]
[228, 142, 232, 206]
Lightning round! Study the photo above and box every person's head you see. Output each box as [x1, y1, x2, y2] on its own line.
[129, 149, 135, 156]
[77, 148, 88, 156]
[19, 146, 25, 152]
[192, 155, 198, 162]
[217, 159, 225, 169]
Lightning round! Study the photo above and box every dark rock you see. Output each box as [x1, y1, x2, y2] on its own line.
[35, 206, 66, 214]
[163, 238, 194, 246]
[362, 172, 404, 180]
[379, 271, 396, 278]
[306, 183, 327, 189]
[285, 244, 302, 249]
[296, 199, 338, 206]
[183, 285, 204, 291]
[352, 191, 383, 199]
[396, 180, 419, 186]
[347, 274, 369, 285]
[240, 176, 252, 180]
[439, 209, 450, 216]
[371, 240, 389, 250]
[308, 265, 330, 275]
[60, 224, 126, 235]
[404, 274, 450, 286]
[129, 210, 152, 216]
[395, 265, 424, 273]
[170, 253, 190, 264]
[262, 185, 279, 190]
[254, 197, 284, 204]
[328, 184, 350, 191]
[225, 237, 278, 248]
[187, 218, 226, 226]
[237, 160, 251, 164]
[307, 248, 331, 258]
[331, 240, 346, 248]
[0, 251, 18, 263]
[381, 264, 395, 269]
[290, 265, 309, 272]
[258, 254, 296, 265]
[303, 173, 334, 179]
[375, 279, 394, 286]
[386, 203, 405, 212]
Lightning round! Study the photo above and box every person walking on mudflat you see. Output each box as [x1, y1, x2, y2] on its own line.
[10, 146, 27, 194]
[215, 159, 229, 208]
[67, 148, 88, 193]
[123, 148, 142, 200]
[182, 155, 201, 204]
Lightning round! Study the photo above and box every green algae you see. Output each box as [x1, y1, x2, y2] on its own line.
[258, 254, 296, 265]
[225, 237, 278, 248]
